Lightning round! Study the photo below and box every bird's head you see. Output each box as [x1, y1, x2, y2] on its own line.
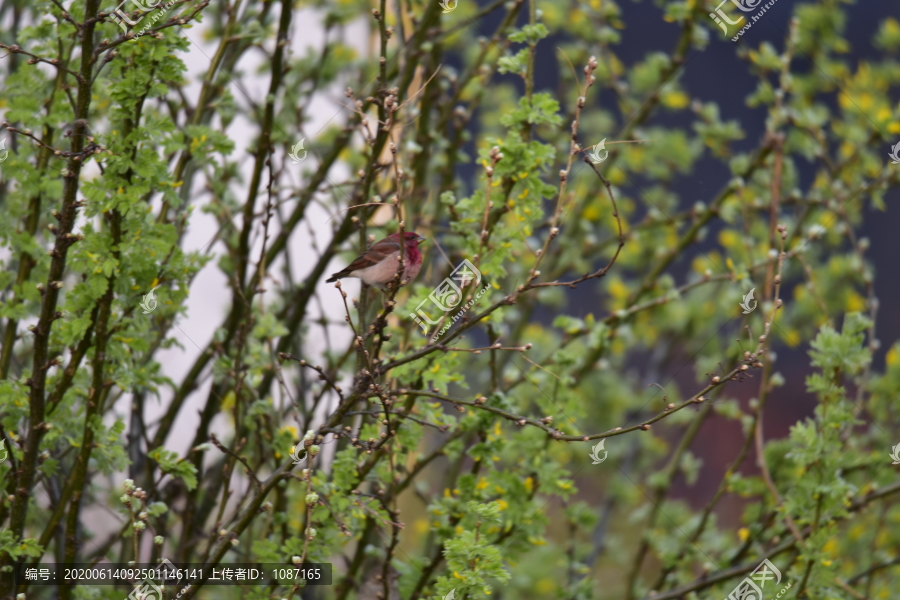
[391, 232, 427, 247]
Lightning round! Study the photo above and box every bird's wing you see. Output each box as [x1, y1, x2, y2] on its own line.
[343, 238, 401, 272]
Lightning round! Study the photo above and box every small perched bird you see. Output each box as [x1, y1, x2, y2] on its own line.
[326, 232, 426, 289]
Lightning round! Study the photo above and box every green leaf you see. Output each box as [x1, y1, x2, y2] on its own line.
[149, 448, 198, 491]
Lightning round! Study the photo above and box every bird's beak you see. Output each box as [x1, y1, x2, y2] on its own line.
[416, 234, 426, 243]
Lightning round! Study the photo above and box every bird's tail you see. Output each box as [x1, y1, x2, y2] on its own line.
[326, 271, 346, 283]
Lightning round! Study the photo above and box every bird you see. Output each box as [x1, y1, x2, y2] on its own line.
[326, 232, 426, 289]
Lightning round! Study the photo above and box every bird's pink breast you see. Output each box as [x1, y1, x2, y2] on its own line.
[404, 242, 421, 264]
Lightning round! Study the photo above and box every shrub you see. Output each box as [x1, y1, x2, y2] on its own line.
[1, 0, 899, 599]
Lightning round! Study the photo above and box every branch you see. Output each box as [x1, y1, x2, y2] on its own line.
[2, 0, 102, 587]
[642, 481, 900, 600]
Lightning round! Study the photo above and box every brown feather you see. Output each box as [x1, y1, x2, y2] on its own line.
[326, 238, 403, 282]
[342, 238, 401, 272]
